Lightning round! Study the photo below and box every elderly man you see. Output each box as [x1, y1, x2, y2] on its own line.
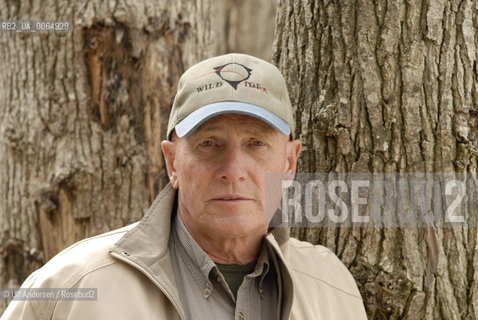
[1, 54, 367, 319]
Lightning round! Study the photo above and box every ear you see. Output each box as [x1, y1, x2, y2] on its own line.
[161, 140, 179, 189]
[285, 139, 302, 174]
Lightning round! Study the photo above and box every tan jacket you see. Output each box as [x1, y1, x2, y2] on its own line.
[1, 185, 367, 320]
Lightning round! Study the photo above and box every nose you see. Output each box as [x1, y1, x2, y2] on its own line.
[215, 144, 248, 183]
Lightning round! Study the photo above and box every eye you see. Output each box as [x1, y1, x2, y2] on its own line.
[250, 140, 266, 147]
[199, 140, 215, 147]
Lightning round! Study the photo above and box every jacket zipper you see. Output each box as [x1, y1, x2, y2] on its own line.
[109, 250, 186, 320]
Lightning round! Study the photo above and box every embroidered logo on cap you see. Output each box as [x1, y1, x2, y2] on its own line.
[195, 62, 268, 93]
[213, 62, 252, 89]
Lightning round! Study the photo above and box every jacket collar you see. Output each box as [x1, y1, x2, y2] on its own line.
[110, 184, 294, 319]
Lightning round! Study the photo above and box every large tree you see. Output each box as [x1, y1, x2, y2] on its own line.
[0, 0, 276, 314]
[274, 0, 478, 319]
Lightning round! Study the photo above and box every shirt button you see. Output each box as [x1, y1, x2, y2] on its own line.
[202, 287, 211, 297]
[238, 312, 245, 320]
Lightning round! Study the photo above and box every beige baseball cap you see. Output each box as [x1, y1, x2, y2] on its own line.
[167, 53, 295, 139]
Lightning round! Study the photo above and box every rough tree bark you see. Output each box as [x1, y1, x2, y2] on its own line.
[274, 0, 478, 319]
[0, 0, 276, 314]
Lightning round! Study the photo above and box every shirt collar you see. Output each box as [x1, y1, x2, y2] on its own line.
[173, 210, 272, 297]
[173, 211, 216, 297]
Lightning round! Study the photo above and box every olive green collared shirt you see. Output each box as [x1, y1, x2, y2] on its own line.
[169, 212, 280, 320]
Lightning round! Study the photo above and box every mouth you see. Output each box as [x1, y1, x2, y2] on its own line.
[212, 195, 252, 201]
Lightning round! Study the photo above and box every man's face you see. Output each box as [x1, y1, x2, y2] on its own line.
[161, 114, 301, 239]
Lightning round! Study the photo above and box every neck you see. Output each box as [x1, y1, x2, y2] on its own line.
[179, 212, 265, 265]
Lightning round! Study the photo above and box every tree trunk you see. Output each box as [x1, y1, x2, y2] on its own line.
[0, 0, 276, 314]
[210, 0, 278, 60]
[274, 0, 478, 319]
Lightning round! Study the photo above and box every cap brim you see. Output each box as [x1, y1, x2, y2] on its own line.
[174, 102, 291, 137]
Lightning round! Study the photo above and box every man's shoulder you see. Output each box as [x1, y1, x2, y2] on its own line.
[27, 222, 138, 289]
[287, 237, 362, 299]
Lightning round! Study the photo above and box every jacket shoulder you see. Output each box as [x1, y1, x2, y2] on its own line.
[24, 222, 138, 289]
[287, 237, 362, 299]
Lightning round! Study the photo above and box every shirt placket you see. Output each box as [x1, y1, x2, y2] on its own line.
[234, 276, 251, 320]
